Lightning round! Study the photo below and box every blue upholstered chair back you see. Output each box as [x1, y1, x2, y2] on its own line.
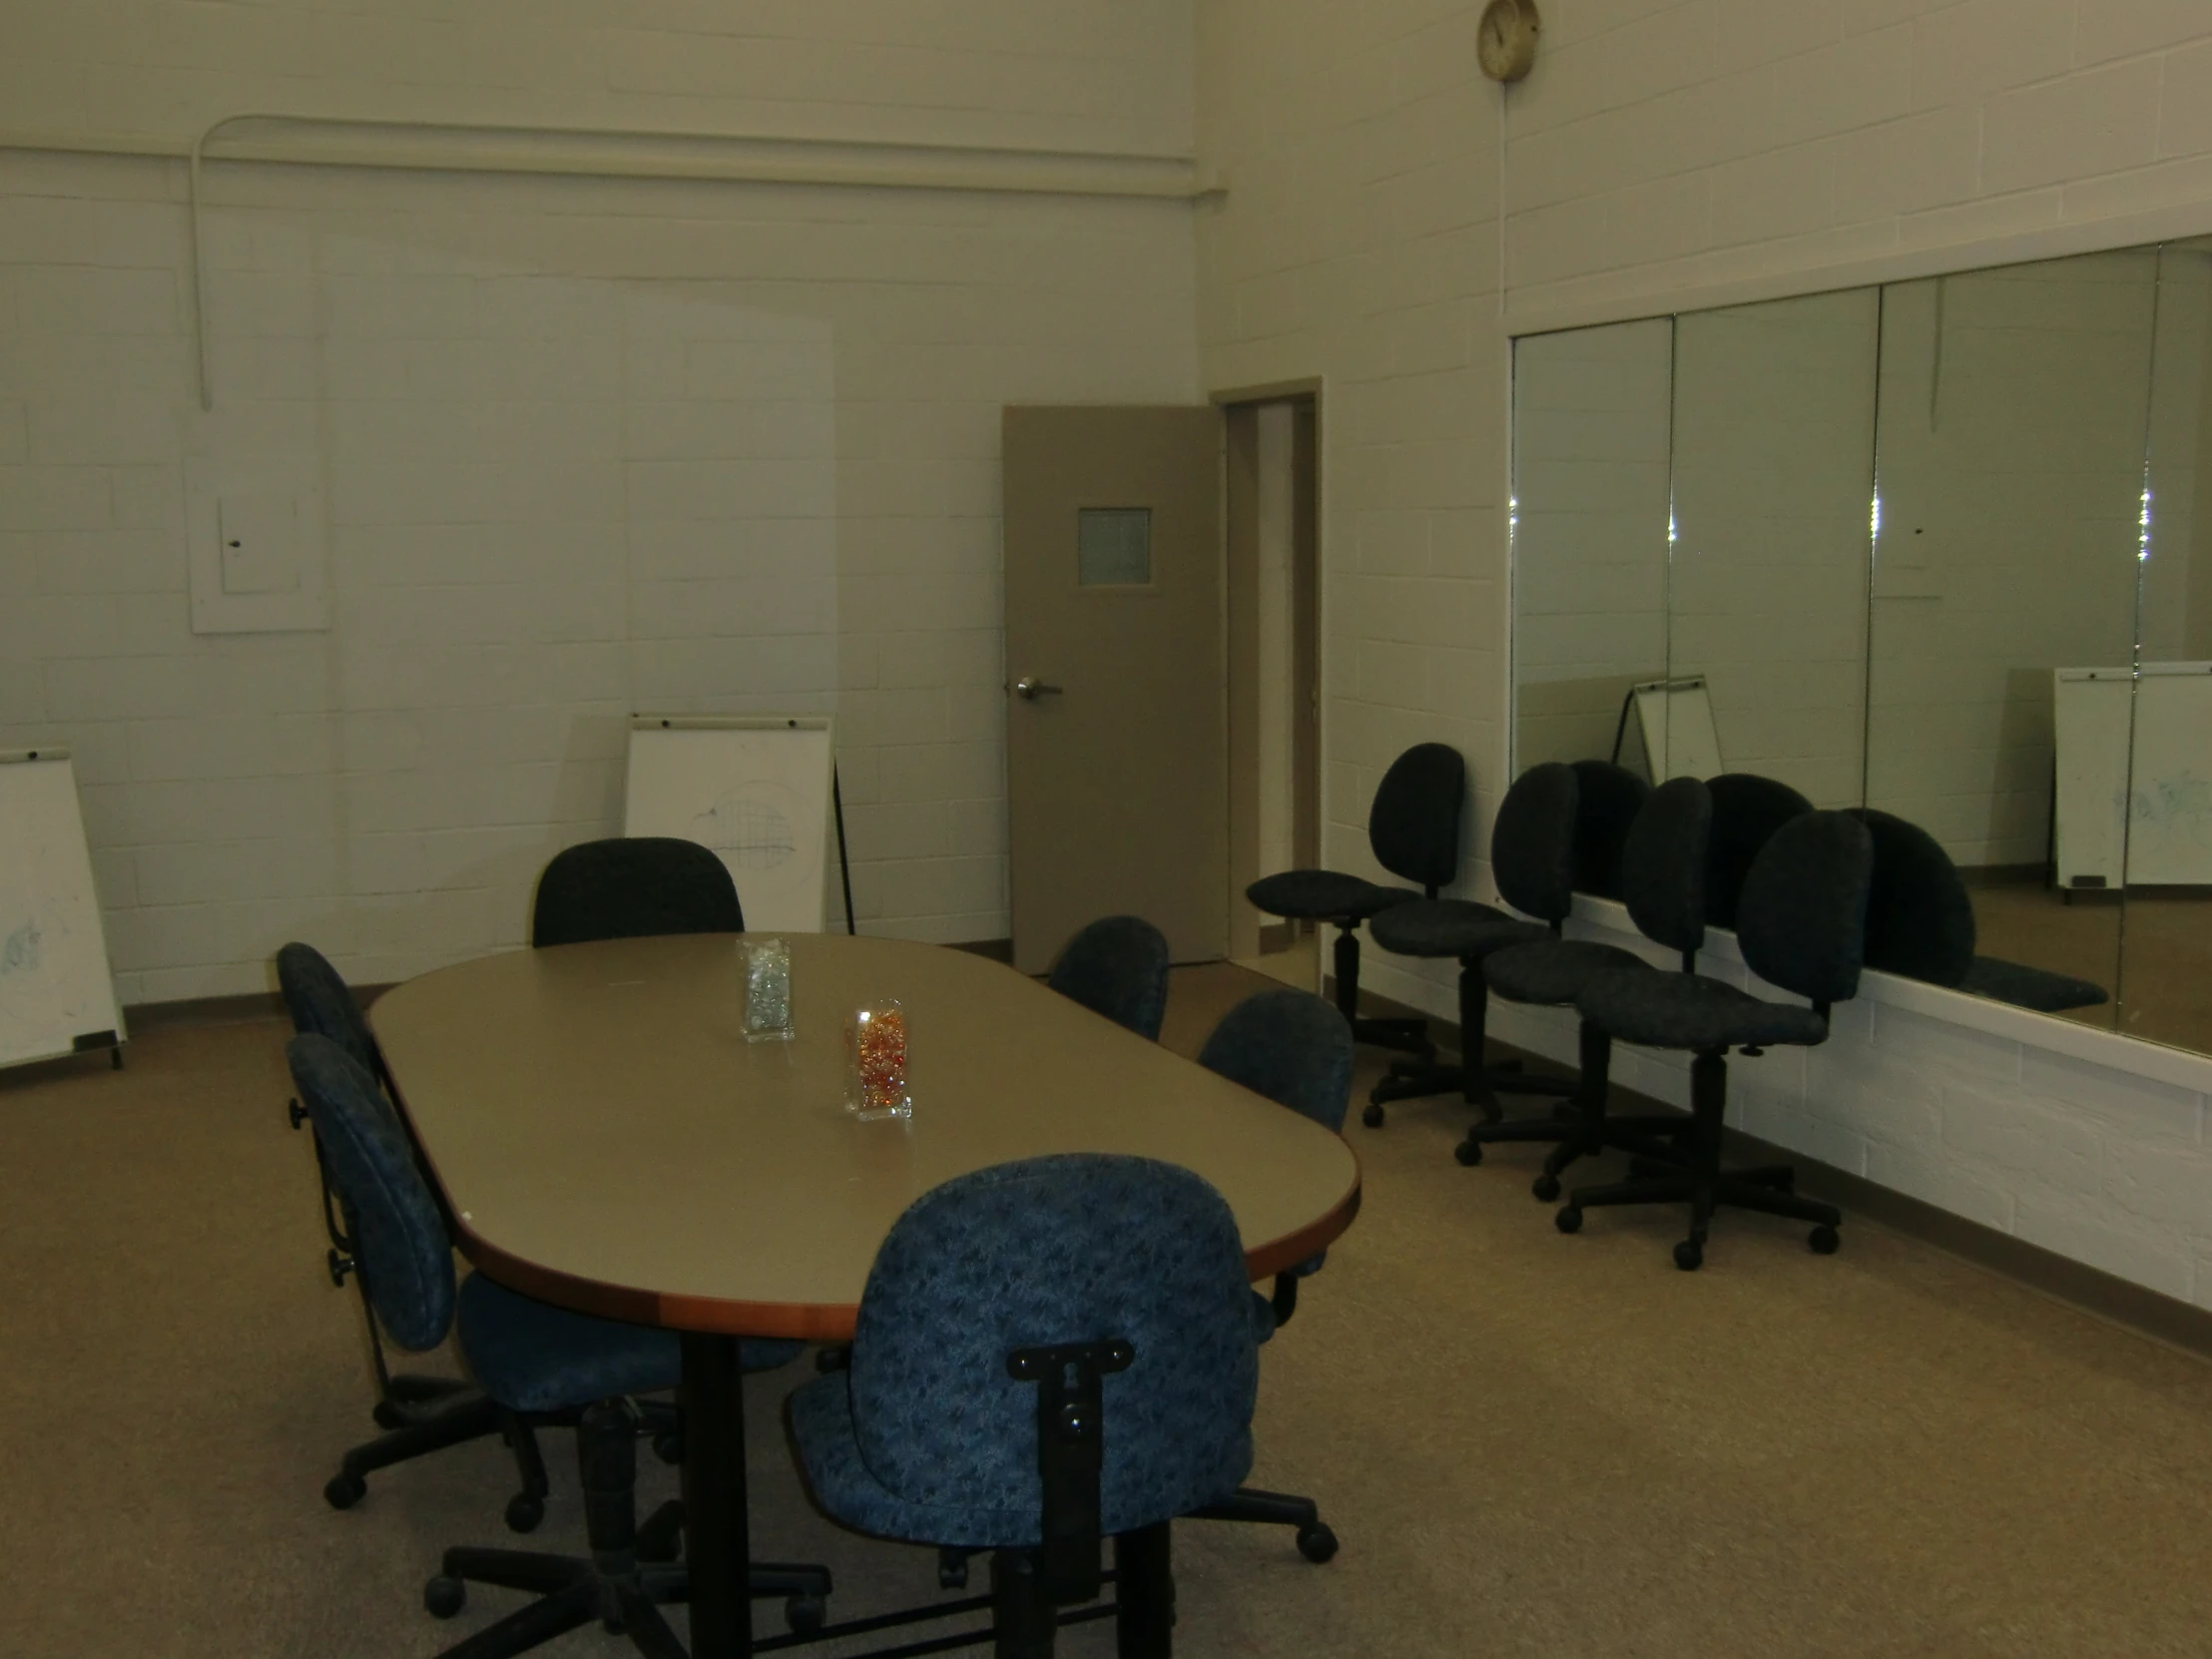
[1705, 774, 1813, 929]
[1197, 989, 1355, 1133]
[1046, 915, 1171, 1042]
[276, 940, 381, 1078]
[1737, 812, 1875, 1007]
[1568, 760, 1648, 899]
[285, 1033, 456, 1354]
[1368, 743, 1464, 890]
[847, 1155, 1260, 1538]
[1490, 763, 1578, 924]
[532, 835, 744, 948]
[1621, 776, 1713, 959]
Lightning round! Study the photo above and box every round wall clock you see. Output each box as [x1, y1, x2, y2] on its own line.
[1477, 0, 1540, 84]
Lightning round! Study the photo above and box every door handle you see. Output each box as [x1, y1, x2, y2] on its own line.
[1013, 677, 1064, 701]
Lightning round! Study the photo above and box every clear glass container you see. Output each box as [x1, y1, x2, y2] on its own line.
[742, 938, 795, 1043]
[843, 1000, 911, 1120]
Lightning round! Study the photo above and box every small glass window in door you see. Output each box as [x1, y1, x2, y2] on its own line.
[1077, 508, 1153, 586]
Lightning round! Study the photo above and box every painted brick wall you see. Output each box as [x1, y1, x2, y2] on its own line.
[1, 2, 1198, 999]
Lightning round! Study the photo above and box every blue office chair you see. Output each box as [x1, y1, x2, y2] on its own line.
[531, 835, 743, 947]
[277, 941, 555, 1531]
[788, 1154, 1273, 1658]
[284, 1034, 830, 1655]
[1045, 914, 1171, 1041]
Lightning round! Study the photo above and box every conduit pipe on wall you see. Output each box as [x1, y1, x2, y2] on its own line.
[4, 116, 1216, 410]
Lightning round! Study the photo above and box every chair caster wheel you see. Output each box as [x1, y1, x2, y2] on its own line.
[1554, 1206, 1582, 1235]
[371, 1400, 408, 1430]
[323, 1471, 366, 1510]
[1296, 1521, 1339, 1563]
[1531, 1174, 1560, 1202]
[1809, 1225, 1841, 1255]
[653, 1431, 684, 1465]
[786, 1594, 827, 1634]
[937, 1548, 970, 1589]
[1361, 1102, 1385, 1128]
[1453, 1138, 1482, 1167]
[1673, 1240, 1704, 1272]
[505, 1492, 545, 1533]
[424, 1576, 466, 1619]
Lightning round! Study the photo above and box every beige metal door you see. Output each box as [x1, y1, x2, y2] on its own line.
[1003, 405, 1226, 973]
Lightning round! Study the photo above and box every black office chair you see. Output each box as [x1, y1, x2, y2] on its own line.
[532, 835, 743, 947]
[1849, 808, 2108, 1013]
[1706, 774, 1813, 926]
[1360, 764, 1583, 1128]
[1564, 810, 1874, 1270]
[284, 1035, 832, 1656]
[1567, 758, 1649, 898]
[276, 941, 556, 1531]
[1247, 742, 1465, 1057]
[1046, 914, 1172, 1041]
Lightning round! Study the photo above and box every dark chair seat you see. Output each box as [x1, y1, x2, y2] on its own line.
[1578, 971, 1828, 1052]
[1484, 938, 1652, 1007]
[1960, 955, 2109, 1014]
[456, 1277, 695, 1414]
[1368, 898, 1544, 960]
[1246, 870, 1415, 922]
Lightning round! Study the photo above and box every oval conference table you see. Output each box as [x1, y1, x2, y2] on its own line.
[371, 932, 1363, 1658]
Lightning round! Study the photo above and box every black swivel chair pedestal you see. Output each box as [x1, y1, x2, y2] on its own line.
[1247, 742, 1465, 1058]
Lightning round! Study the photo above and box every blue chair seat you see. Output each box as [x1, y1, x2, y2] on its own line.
[1246, 870, 1416, 922]
[1578, 970, 1827, 1052]
[1484, 938, 1652, 1007]
[1368, 897, 1545, 960]
[457, 1275, 800, 1413]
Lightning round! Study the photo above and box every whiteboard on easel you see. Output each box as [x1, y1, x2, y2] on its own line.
[0, 750, 125, 1069]
[1629, 677, 1725, 783]
[623, 718, 838, 932]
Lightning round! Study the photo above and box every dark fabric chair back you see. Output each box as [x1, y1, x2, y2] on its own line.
[1368, 743, 1464, 890]
[284, 1033, 455, 1354]
[1620, 777, 1713, 959]
[847, 1154, 1259, 1537]
[1706, 774, 1814, 929]
[276, 940, 381, 1078]
[1849, 808, 1976, 986]
[1047, 915, 1172, 1041]
[1736, 812, 1875, 1007]
[1197, 989, 1355, 1133]
[532, 836, 744, 947]
[1568, 760, 1648, 899]
[1490, 763, 1578, 924]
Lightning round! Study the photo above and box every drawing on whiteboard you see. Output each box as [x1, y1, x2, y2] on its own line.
[2134, 770, 2212, 830]
[2, 918, 41, 975]
[691, 781, 811, 886]
[0, 897, 69, 1050]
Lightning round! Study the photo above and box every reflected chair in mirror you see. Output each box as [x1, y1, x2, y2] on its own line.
[1463, 768, 1701, 1193]
[1565, 811, 1875, 1270]
[1360, 764, 1584, 1128]
[1045, 914, 1172, 1041]
[531, 835, 743, 948]
[1246, 742, 1464, 1059]
[1705, 774, 1813, 927]
[1186, 987, 1350, 1564]
[787, 1154, 1273, 1659]
[1567, 759, 1649, 899]
[277, 941, 552, 1532]
[1850, 808, 2108, 1013]
[284, 1034, 831, 1656]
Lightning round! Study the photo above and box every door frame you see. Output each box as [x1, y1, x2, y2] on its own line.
[1215, 378, 1325, 961]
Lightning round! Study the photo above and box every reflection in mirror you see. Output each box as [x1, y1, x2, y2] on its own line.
[1867, 249, 2157, 1030]
[1511, 318, 1673, 774]
[1670, 289, 1877, 809]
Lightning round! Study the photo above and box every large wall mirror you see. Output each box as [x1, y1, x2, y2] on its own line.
[1512, 236, 2212, 1059]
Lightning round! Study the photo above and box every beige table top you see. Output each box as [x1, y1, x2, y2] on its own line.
[370, 933, 1363, 1341]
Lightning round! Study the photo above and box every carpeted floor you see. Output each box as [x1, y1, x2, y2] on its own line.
[5, 961, 2212, 1658]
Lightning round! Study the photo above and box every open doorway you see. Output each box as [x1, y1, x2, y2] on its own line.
[1223, 388, 1321, 989]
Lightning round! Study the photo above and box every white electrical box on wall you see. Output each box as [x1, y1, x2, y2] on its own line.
[186, 460, 330, 634]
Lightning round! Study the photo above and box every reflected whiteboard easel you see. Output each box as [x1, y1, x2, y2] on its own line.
[623, 717, 854, 933]
[2053, 664, 2212, 889]
[1613, 676, 1725, 783]
[0, 749, 126, 1071]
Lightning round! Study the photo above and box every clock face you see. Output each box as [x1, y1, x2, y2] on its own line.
[1477, 0, 1539, 83]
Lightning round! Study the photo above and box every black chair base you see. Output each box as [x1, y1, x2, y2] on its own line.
[1328, 921, 1434, 1060]
[1553, 1050, 1842, 1270]
[1362, 960, 1571, 1127]
[1452, 1019, 1689, 1197]
[1190, 1485, 1338, 1564]
[426, 1402, 830, 1659]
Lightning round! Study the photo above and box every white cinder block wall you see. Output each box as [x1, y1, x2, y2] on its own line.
[0, 0, 1199, 998]
[1195, 0, 2212, 1300]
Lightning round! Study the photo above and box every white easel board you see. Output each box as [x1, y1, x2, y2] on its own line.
[624, 718, 837, 933]
[1631, 677, 1725, 784]
[0, 750, 125, 1069]
[2051, 669, 2131, 889]
[2120, 663, 2212, 884]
